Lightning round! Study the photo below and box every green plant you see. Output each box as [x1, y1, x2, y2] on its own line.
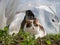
[0, 26, 60, 45]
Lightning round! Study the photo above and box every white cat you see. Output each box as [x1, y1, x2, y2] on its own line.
[24, 18, 46, 39]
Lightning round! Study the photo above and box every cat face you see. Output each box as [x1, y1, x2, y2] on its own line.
[26, 19, 39, 28]
[24, 19, 40, 35]
[25, 18, 45, 32]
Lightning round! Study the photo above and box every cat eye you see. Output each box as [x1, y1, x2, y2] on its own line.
[26, 23, 32, 28]
[34, 24, 39, 26]
[33, 20, 39, 26]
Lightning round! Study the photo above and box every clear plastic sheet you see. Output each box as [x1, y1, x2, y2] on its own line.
[0, 0, 6, 29]
[0, 0, 60, 34]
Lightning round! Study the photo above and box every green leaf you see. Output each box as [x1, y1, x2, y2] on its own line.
[45, 40, 51, 45]
[4, 26, 9, 31]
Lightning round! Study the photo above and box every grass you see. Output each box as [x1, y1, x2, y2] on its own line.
[0, 26, 60, 45]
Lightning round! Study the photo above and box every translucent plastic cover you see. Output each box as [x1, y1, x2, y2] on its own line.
[0, 0, 60, 34]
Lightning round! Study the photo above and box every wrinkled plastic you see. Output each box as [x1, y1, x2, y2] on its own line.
[0, 0, 7, 30]
[8, 13, 25, 35]
[0, 0, 60, 34]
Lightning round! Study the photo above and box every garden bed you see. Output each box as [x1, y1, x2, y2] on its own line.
[0, 26, 60, 45]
